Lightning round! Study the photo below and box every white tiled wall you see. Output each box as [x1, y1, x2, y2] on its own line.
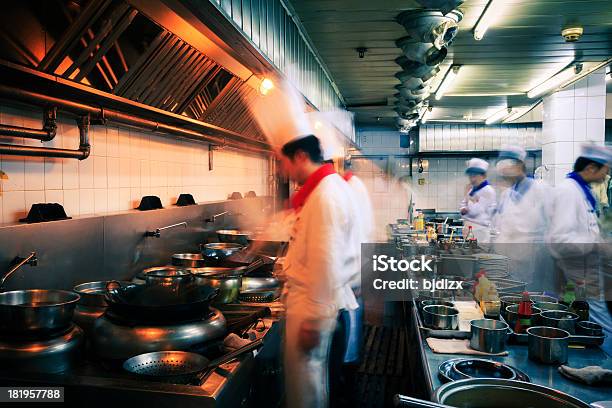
[419, 123, 541, 152]
[0, 104, 269, 224]
[541, 69, 607, 186]
[411, 158, 472, 212]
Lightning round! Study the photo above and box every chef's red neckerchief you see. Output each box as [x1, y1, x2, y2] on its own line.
[291, 163, 336, 210]
[343, 171, 354, 182]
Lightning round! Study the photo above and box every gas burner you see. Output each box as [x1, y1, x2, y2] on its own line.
[104, 309, 216, 327]
[91, 307, 226, 360]
[0, 325, 84, 374]
[0, 323, 76, 341]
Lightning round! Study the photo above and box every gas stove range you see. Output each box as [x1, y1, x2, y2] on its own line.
[0, 304, 280, 408]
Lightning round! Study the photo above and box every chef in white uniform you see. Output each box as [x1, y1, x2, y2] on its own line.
[459, 158, 497, 243]
[492, 145, 553, 290]
[547, 144, 612, 355]
[279, 134, 360, 408]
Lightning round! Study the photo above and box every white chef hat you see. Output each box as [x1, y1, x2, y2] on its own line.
[498, 145, 527, 162]
[579, 144, 612, 165]
[465, 158, 489, 175]
[250, 80, 314, 151]
[308, 112, 345, 161]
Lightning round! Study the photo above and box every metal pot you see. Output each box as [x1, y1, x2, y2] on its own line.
[422, 305, 459, 330]
[469, 319, 508, 354]
[420, 300, 454, 311]
[576, 321, 603, 337]
[533, 301, 567, 312]
[505, 305, 542, 328]
[435, 378, 591, 407]
[527, 326, 570, 365]
[191, 268, 243, 304]
[201, 242, 244, 263]
[216, 230, 251, 245]
[539, 310, 579, 334]
[500, 295, 522, 319]
[73, 281, 132, 333]
[171, 253, 206, 268]
[0, 289, 80, 334]
[530, 294, 558, 304]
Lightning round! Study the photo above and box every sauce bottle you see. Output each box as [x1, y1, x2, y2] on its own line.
[514, 291, 533, 334]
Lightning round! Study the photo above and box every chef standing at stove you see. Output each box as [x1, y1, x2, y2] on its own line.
[459, 158, 497, 243]
[252, 83, 360, 408]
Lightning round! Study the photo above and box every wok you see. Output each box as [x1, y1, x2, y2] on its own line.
[0, 289, 80, 334]
[105, 281, 218, 322]
[201, 242, 244, 264]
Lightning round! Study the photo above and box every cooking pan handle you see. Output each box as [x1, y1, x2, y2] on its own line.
[196, 338, 264, 382]
[394, 394, 453, 408]
[105, 280, 125, 304]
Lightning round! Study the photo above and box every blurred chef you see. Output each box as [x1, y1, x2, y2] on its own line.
[279, 134, 360, 408]
[547, 144, 612, 354]
[459, 158, 496, 243]
[493, 145, 553, 290]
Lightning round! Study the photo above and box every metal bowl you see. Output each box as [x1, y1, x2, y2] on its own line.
[539, 310, 579, 334]
[469, 319, 508, 354]
[576, 321, 603, 337]
[73, 281, 133, 308]
[201, 242, 244, 263]
[0, 289, 80, 334]
[527, 326, 570, 365]
[216, 230, 252, 245]
[171, 253, 206, 268]
[533, 301, 567, 312]
[530, 294, 558, 304]
[436, 378, 591, 407]
[422, 305, 459, 330]
[505, 304, 542, 328]
[419, 299, 454, 311]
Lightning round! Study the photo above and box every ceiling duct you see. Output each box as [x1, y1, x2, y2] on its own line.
[394, 73, 431, 91]
[397, 10, 459, 49]
[396, 117, 416, 128]
[395, 56, 441, 79]
[396, 36, 447, 66]
[394, 90, 430, 103]
[414, 0, 465, 14]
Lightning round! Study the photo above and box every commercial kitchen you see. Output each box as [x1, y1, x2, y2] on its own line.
[0, 0, 611, 407]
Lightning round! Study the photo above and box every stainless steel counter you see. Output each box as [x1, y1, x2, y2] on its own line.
[411, 306, 612, 404]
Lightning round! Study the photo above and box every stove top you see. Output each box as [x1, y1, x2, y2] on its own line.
[0, 304, 277, 407]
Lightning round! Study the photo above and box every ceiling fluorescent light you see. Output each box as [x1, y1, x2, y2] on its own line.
[473, 0, 508, 41]
[527, 59, 612, 98]
[606, 66, 611, 82]
[485, 107, 513, 125]
[502, 102, 540, 123]
[434, 65, 460, 100]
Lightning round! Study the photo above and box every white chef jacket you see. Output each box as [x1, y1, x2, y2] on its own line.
[347, 175, 374, 244]
[459, 182, 497, 243]
[283, 173, 360, 328]
[492, 177, 553, 290]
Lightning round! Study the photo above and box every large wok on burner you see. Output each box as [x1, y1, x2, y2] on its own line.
[104, 280, 218, 323]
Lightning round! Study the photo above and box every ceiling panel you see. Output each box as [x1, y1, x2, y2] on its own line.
[289, 0, 612, 126]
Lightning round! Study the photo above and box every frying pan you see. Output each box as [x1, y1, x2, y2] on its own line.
[105, 281, 218, 323]
[122, 339, 263, 384]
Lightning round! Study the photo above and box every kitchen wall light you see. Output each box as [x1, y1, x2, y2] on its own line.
[259, 78, 274, 96]
[473, 0, 508, 41]
[485, 107, 513, 125]
[434, 65, 460, 100]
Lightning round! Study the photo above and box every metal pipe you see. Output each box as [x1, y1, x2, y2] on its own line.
[0, 107, 57, 141]
[1, 252, 37, 291]
[0, 84, 270, 154]
[0, 114, 90, 160]
[145, 221, 187, 238]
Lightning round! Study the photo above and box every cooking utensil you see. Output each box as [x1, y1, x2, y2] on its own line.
[171, 253, 206, 268]
[435, 378, 592, 407]
[452, 359, 517, 380]
[216, 229, 252, 245]
[73, 280, 132, 333]
[394, 394, 452, 408]
[576, 321, 604, 337]
[527, 326, 570, 364]
[0, 289, 80, 334]
[122, 339, 263, 384]
[530, 294, 558, 303]
[437, 358, 530, 383]
[505, 305, 542, 328]
[191, 269, 242, 304]
[201, 242, 244, 263]
[104, 281, 218, 323]
[500, 295, 522, 318]
[422, 305, 459, 330]
[420, 300, 454, 310]
[469, 319, 508, 354]
[539, 310, 579, 334]
[534, 301, 567, 312]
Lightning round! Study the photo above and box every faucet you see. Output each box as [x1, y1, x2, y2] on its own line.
[1, 252, 37, 291]
[144, 222, 187, 238]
